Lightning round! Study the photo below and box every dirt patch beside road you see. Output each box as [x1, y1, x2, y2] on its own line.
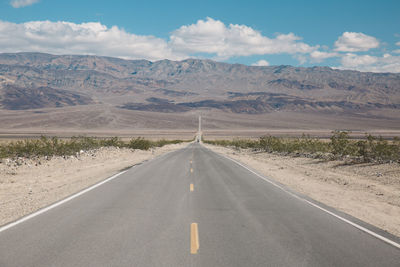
[205, 144, 400, 237]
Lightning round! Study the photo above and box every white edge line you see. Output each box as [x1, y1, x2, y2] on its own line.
[0, 143, 189, 233]
[0, 170, 127, 233]
[205, 145, 400, 250]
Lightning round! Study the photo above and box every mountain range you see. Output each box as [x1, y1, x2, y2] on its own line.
[0, 52, 399, 133]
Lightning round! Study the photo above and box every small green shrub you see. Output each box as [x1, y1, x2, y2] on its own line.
[128, 137, 152, 150]
[330, 131, 356, 157]
[100, 137, 123, 147]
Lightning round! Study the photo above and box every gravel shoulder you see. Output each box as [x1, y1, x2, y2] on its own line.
[0, 143, 188, 226]
[205, 144, 400, 237]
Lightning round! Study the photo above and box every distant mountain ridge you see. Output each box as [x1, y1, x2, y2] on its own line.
[0, 52, 399, 116]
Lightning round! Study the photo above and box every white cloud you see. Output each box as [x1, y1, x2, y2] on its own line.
[0, 20, 183, 61]
[339, 53, 400, 72]
[393, 49, 400, 54]
[1, 18, 398, 72]
[169, 17, 317, 59]
[396, 41, 400, 46]
[309, 51, 339, 62]
[334, 32, 379, 52]
[10, 0, 39, 8]
[0, 18, 319, 63]
[251, 59, 269, 66]
[341, 53, 377, 67]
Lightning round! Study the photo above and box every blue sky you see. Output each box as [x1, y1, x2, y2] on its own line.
[1, 0, 400, 72]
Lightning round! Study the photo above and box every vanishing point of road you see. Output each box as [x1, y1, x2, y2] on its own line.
[0, 143, 399, 266]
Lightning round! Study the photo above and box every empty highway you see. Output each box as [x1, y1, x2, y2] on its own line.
[0, 143, 399, 266]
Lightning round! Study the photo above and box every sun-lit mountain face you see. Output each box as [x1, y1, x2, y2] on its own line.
[1, 53, 399, 114]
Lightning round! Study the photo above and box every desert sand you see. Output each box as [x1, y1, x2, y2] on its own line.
[205, 144, 400, 237]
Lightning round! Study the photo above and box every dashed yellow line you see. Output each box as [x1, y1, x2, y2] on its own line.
[190, 183, 194, 192]
[190, 223, 199, 254]
[190, 168, 193, 173]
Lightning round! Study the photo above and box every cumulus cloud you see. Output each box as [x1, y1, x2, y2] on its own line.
[339, 53, 400, 72]
[10, 0, 39, 8]
[394, 41, 400, 53]
[1, 18, 398, 72]
[309, 51, 339, 62]
[0, 18, 319, 63]
[169, 17, 317, 59]
[334, 32, 379, 52]
[251, 59, 269, 66]
[341, 53, 378, 67]
[0, 20, 183, 61]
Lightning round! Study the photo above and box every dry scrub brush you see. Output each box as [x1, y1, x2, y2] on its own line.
[0, 136, 187, 159]
[204, 131, 400, 163]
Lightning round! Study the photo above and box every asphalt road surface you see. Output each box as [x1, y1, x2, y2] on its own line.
[1, 143, 399, 266]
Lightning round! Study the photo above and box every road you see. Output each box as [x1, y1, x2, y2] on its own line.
[0, 143, 399, 266]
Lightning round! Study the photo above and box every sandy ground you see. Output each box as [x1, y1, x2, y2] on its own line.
[205, 144, 400, 237]
[0, 143, 188, 227]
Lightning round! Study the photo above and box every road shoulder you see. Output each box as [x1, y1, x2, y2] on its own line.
[0, 143, 188, 226]
[204, 143, 400, 238]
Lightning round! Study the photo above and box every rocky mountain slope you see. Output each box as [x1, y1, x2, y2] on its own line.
[1, 52, 399, 111]
[0, 84, 94, 110]
[0, 52, 399, 131]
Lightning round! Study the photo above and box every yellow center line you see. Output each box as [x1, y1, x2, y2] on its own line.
[190, 168, 193, 173]
[190, 183, 194, 192]
[190, 160, 192, 164]
[190, 223, 199, 254]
